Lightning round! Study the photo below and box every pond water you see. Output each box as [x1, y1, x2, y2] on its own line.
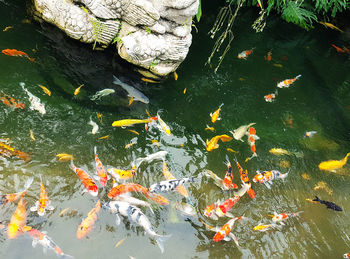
[1, 1, 350, 258]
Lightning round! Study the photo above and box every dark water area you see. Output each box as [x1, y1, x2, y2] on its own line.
[0, 0, 350, 258]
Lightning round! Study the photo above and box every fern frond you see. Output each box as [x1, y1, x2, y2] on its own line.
[281, 1, 317, 30]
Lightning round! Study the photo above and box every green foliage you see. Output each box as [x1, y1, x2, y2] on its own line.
[145, 26, 151, 34]
[196, 0, 202, 22]
[314, 0, 348, 17]
[281, 1, 317, 30]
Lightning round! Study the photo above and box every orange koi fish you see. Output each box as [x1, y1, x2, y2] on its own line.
[238, 48, 254, 59]
[265, 50, 272, 61]
[206, 134, 232, 152]
[2, 49, 35, 62]
[143, 192, 169, 206]
[210, 103, 223, 123]
[30, 177, 54, 216]
[215, 195, 241, 217]
[163, 161, 188, 197]
[77, 200, 101, 239]
[70, 159, 98, 196]
[202, 169, 235, 191]
[107, 166, 137, 181]
[331, 44, 349, 53]
[7, 197, 27, 239]
[204, 202, 218, 220]
[0, 92, 25, 109]
[107, 183, 148, 198]
[0, 177, 33, 205]
[264, 91, 277, 102]
[253, 170, 288, 189]
[271, 211, 302, 225]
[222, 155, 238, 189]
[213, 216, 242, 242]
[94, 147, 108, 187]
[277, 75, 301, 88]
[0, 140, 31, 162]
[24, 227, 74, 258]
[233, 157, 255, 199]
[246, 127, 259, 159]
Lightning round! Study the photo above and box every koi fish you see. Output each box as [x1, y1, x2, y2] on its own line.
[29, 130, 35, 141]
[277, 75, 301, 88]
[173, 71, 178, 81]
[264, 92, 277, 102]
[107, 183, 148, 198]
[202, 169, 235, 191]
[134, 151, 168, 167]
[210, 103, 223, 123]
[269, 148, 291, 156]
[39, 85, 51, 96]
[88, 117, 99, 134]
[94, 147, 108, 186]
[143, 192, 169, 205]
[319, 22, 343, 32]
[96, 113, 103, 123]
[20, 82, 46, 115]
[77, 200, 101, 239]
[222, 155, 238, 189]
[105, 201, 171, 253]
[3, 26, 13, 32]
[74, 84, 84, 96]
[304, 131, 317, 138]
[0, 91, 25, 109]
[107, 166, 137, 181]
[70, 159, 98, 196]
[238, 48, 254, 59]
[125, 142, 136, 149]
[183, 88, 187, 94]
[246, 127, 259, 159]
[0, 140, 31, 162]
[56, 153, 74, 162]
[253, 170, 288, 189]
[318, 153, 350, 172]
[271, 211, 302, 225]
[112, 117, 157, 127]
[163, 161, 188, 197]
[0, 177, 33, 205]
[313, 181, 333, 195]
[253, 223, 279, 232]
[233, 157, 255, 199]
[141, 77, 160, 83]
[312, 196, 342, 211]
[301, 173, 310, 180]
[113, 76, 149, 104]
[204, 202, 219, 220]
[24, 227, 74, 258]
[149, 177, 195, 194]
[7, 197, 27, 239]
[98, 135, 109, 140]
[215, 196, 241, 217]
[174, 202, 196, 217]
[230, 123, 255, 142]
[115, 237, 127, 248]
[344, 253, 350, 259]
[115, 195, 154, 214]
[127, 129, 139, 135]
[2, 48, 35, 62]
[206, 134, 232, 152]
[331, 44, 349, 53]
[213, 216, 242, 243]
[90, 89, 115, 100]
[265, 50, 272, 61]
[30, 176, 54, 216]
[205, 125, 215, 132]
[157, 112, 171, 136]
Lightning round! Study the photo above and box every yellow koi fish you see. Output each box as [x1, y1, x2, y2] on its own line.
[210, 103, 223, 123]
[206, 134, 232, 152]
[125, 142, 136, 149]
[39, 85, 51, 96]
[127, 130, 139, 135]
[313, 181, 333, 195]
[269, 148, 291, 156]
[174, 71, 178, 81]
[301, 173, 310, 180]
[112, 117, 157, 127]
[253, 224, 278, 232]
[115, 237, 127, 248]
[205, 125, 215, 132]
[74, 84, 84, 96]
[56, 153, 73, 162]
[141, 77, 160, 83]
[96, 113, 103, 123]
[157, 112, 171, 136]
[318, 153, 350, 172]
[183, 88, 187, 94]
[98, 135, 109, 140]
[29, 130, 35, 141]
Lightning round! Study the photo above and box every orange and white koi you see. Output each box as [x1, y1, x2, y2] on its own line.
[233, 157, 255, 199]
[277, 75, 301, 88]
[206, 134, 232, 152]
[222, 155, 238, 189]
[265, 50, 272, 61]
[107, 183, 148, 198]
[253, 170, 289, 189]
[245, 127, 259, 159]
[344, 253, 350, 259]
[107, 166, 137, 181]
[213, 216, 242, 242]
[0, 177, 33, 205]
[163, 161, 188, 197]
[93, 147, 108, 186]
[7, 197, 27, 239]
[304, 131, 317, 138]
[24, 227, 74, 258]
[204, 202, 219, 220]
[215, 196, 241, 217]
[0, 91, 25, 109]
[230, 123, 256, 142]
[271, 211, 303, 225]
[70, 159, 98, 196]
[77, 200, 101, 239]
[210, 103, 223, 123]
[264, 91, 277, 102]
[238, 48, 254, 59]
[30, 177, 54, 216]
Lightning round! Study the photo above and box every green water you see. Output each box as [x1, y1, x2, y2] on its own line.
[1, 1, 350, 258]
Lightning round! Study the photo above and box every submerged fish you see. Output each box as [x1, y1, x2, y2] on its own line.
[157, 112, 171, 136]
[277, 75, 301, 88]
[238, 48, 254, 59]
[213, 217, 242, 243]
[56, 153, 74, 162]
[20, 82, 46, 115]
[88, 117, 99, 134]
[76, 200, 101, 239]
[113, 76, 149, 104]
[7, 197, 27, 239]
[90, 89, 115, 100]
[253, 170, 288, 189]
[149, 177, 195, 194]
[134, 151, 168, 168]
[304, 131, 317, 138]
[230, 123, 255, 142]
[112, 117, 157, 127]
[313, 181, 333, 195]
[206, 134, 232, 152]
[70, 159, 98, 197]
[74, 84, 84, 96]
[174, 202, 196, 217]
[0, 177, 33, 205]
[104, 201, 171, 253]
[163, 161, 188, 197]
[2, 49, 35, 62]
[39, 85, 51, 96]
[30, 176, 54, 216]
[210, 103, 223, 123]
[94, 147, 108, 186]
[269, 148, 291, 156]
[271, 211, 303, 225]
[318, 153, 350, 172]
[312, 196, 342, 211]
[253, 224, 279, 232]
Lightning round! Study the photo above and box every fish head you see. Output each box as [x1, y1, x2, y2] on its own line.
[38, 206, 46, 216]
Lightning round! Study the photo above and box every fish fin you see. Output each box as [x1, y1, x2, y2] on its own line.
[30, 205, 38, 212]
[313, 196, 320, 202]
[264, 182, 271, 189]
[225, 212, 234, 218]
[228, 233, 240, 248]
[32, 238, 38, 247]
[115, 214, 121, 226]
[23, 177, 34, 191]
[223, 236, 231, 241]
[239, 139, 244, 142]
[47, 205, 55, 211]
[81, 189, 87, 195]
[155, 234, 172, 254]
[279, 221, 285, 226]
[93, 175, 100, 181]
[148, 206, 155, 215]
[209, 113, 213, 117]
[212, 214, 219, 221]
[217, 117, 221, 120]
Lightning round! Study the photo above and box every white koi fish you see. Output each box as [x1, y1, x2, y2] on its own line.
[88, 117, 99, 134]
[134, 151, 168, 168]
[230, 123, 256, 142]
[113, 76, 149, 104]
[20, 82, 46, 115]
[104, 201, 171, 253]
[156, 112, 171, 136]
[90, 89, 115, 100]
[115, 194, 154, 214]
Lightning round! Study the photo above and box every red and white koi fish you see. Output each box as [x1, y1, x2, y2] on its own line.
[222, 155, 238, 189]
[233, 157, 255, 199]
[304, 131, 317, 138]
[24, 226, 74, 258]
[204, 202, 219, 220]
[271, 211, 303, 225]
[94, 147, 108, 186]
[277, 75, 301, 88]
[264, 90, 278, 102]
[7, 197, 27, 239]
[30, 176, 54, 216]
[245, 127, 259, 159]
[213, 216, 243, 242]
[344, 253, 350, 259]
[0, 177, 33, 205]
[238, 48, 254, 59]
[76, 200, 101, 239]
[210, 103, 223, 123]
[215, 196, 241, 217]
[253, 170, 289, 189]
[202, 170, 235, 191]
[70, 159, 98, 196]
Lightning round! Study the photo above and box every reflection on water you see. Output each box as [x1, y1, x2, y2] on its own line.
[1, 0, 350, 258]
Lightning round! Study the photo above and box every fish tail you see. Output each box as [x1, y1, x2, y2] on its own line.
[23, 177, 34, 191]
[59, 253, 75, 259]
[112, 75, 123, 86]
[94, 146, 97, 156]
[219, 103, 224, 108]
[296, 75, 302, 79]
[155, 234, 172, 253]
[313, 196, 320, 202]
[224, 154, 231, 166]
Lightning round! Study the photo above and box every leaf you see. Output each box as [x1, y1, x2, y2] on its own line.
[196, 0, 202, 22]
[281, 1, 317, 30]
